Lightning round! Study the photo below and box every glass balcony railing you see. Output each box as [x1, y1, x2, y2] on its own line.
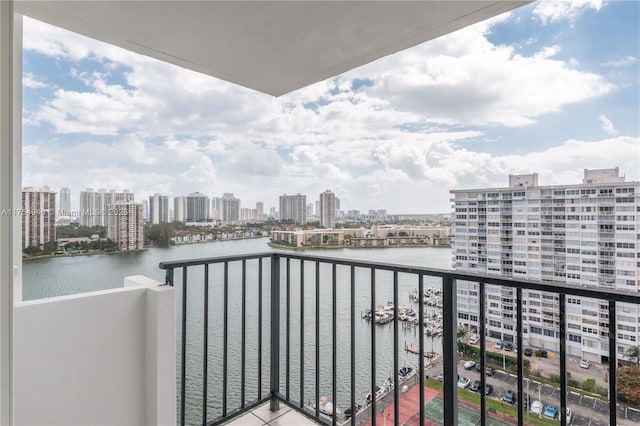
[160, 253, 640, 426]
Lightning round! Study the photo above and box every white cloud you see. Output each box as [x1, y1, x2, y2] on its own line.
[338, 17, 613, 127]
[601, 55, 639, 67]
[23, 72, 48, 88]
[599, 114, 618, 136]
[19, 10, 638, 214]
[533, 0, 603, 24]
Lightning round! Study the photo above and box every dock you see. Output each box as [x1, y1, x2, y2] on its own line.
[404, 344, 437, 358]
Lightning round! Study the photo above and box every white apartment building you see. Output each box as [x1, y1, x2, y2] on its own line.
[79, 188, 134, 227]
[319, 189, 336, 229]
[21, 187, 56, 249]
[221, 193, 241, 223]
[279, 193, 306, 224]
[148, 193, 169, 224]
[451, 168, 639, 364]
[185, 192, 210, 222]
[107, 201, 144, 251]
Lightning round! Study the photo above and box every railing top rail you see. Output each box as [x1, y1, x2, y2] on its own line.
[159, 251, 640, 304]
[159, 252, 273, 269]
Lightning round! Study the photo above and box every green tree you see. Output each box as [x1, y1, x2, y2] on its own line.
[23, 245, 42, 256]
[625, 346, 640, 368]
[145, 223, 175, 247]
[42, 241, 58, 254]
[618, 367, 640, 406]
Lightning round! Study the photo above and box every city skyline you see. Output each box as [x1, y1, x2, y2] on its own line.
[21, 1, 639, 213]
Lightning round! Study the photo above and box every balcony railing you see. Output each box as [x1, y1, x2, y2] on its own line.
[159, 252, 640, 426]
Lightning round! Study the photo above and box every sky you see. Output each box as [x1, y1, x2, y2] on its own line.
[22, 0, 640, 214]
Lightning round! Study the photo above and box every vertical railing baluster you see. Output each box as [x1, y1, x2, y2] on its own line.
[315, 260, 320, 418]
[370, 268, 377, 426]
[258, 258, 263, 400]
[559, 293, 566, 426]
[393, 271, 399, 426]
[516, 287, 523, 426]
[166, 267, 174, 287]
[479, 282, 486, 426]
[286, 258, 290, 402]
[332, 263, 337, 424]
[418, 274, 424, 426]
[223, 262, 228, 416]
[270, 254, 281, 411]
[350, 265, 356, 426]
[202, 264, 209, 425]
[609, 300, 617, 426]
[241, 259, 246, 408]
[300, 260, 305, 409]
[442, 276, 458, 426]
[180, 267, 187, 426]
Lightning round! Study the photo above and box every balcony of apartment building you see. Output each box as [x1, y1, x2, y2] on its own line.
[2, 1, 639, 426]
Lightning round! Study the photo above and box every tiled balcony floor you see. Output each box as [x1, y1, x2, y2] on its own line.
[224, 402, 321, 426]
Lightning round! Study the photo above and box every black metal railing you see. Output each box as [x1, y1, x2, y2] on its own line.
[159, 252, 640, 426]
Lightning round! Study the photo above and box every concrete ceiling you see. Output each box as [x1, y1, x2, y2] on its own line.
[16, 1, 530, 97]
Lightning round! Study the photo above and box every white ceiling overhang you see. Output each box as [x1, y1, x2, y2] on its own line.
[16, 1, 530, 96]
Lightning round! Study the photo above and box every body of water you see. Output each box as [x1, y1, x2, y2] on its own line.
[23, 238, 453, 423]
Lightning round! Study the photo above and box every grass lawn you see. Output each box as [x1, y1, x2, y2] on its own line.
[425, 379, 557, 426]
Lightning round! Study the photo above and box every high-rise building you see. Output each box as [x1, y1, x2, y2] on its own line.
[148, 193, 169, 224]
[451, 168, 639, 363]
[279, 193, 306, 224]
[22, 187, 56, 249]
[319, 190, 336, 229]
[79, 188, 134, 227]
[211, 196, 221, 221]
[221, 193, 241, 223]
[174, 196, 186, 222]
[256, 202, 264, 220]
[186, 192, 210, 222]
[240, 208, 257, 222]
[306, 203, 314, 217]
[59, 187, 71, 216]
[335, 197, 341, 215]
[107, 201, 144, 251]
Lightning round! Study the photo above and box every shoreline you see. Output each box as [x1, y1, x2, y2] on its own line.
[268, 242, 451, 250]
[23, 235, 268, 261]
[23, 248, 147, 261]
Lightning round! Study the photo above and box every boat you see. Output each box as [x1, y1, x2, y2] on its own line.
[314, 396, 341, 417]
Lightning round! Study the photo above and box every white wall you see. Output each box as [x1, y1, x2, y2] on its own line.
[14, 276, 175, 425]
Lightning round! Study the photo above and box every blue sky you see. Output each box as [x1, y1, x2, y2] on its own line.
[22, 0, 639, 213]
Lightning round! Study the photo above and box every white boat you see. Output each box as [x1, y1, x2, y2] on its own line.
[315, 396, 341, 417]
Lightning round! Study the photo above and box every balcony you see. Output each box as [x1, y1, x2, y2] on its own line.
[149, 252, 640, 426]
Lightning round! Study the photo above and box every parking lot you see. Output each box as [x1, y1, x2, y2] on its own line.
[431, 358, 640, 425]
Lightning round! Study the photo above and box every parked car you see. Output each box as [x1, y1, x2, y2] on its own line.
[504, 342, 514, 351]
[530, 400, 544, 415]
[457, 377, 471, 389]
[502, 390, 516, 404]
[469, 334, 480, 344]
[494, 341, 504, 349]
[463, 360, 476, 370]
[523, 347, 533, 356]
[486, 366, 496, 376]
[470, 380, 493, 395]
[436, 374, 443, 382]
[543, 404, 558, 420]
[535, 349, 548, 358]
[579, 359, 590, 369]
[484, 384, 494, 396]
[475, 362, 482, 372]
